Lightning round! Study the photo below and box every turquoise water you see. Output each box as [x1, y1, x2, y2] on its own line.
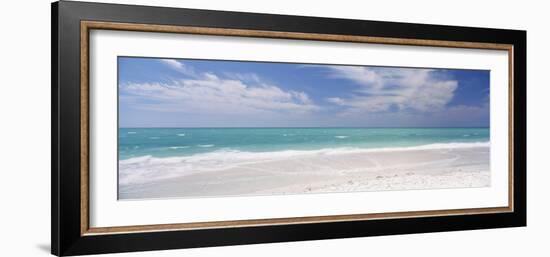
[118, 128, 489, 160]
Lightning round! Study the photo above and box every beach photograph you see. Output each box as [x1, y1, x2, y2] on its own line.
[118, 57, 490, 200]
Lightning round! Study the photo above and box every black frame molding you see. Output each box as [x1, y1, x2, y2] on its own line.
[52, 1, 526, 256]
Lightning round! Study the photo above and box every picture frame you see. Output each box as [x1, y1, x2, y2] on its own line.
[51, 1, 526, 256]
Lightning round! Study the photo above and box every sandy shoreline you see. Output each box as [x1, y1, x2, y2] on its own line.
[119, 145, 490, 200]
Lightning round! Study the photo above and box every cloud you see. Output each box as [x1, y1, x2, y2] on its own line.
[159, 59, 198, 78]
[222, 72, 262, 84]
[322, 66, 458, 113]
[120, 65, 319, 116]
[326, 97, 344, 105]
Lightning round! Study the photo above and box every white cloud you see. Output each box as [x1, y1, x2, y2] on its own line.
[323, 66, 458, 113]
[326, 97, 344, 105]
[159, 59, 198, 78]
[222, 72, 262, 84]
[120, 68, 319, 116]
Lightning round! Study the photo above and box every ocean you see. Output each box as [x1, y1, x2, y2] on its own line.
[119, 127, 489, 161]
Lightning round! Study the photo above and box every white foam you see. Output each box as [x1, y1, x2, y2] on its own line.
[169, 146, 189, 149]
[120, 155, 153, 165]
[335, 136, 349, 139]
[119, 141, 490, 186]
[177, 134, 186, 136]
[127, 131, 137, 134]
[198, 144, 214, 148]
[149, 137, 160, 139]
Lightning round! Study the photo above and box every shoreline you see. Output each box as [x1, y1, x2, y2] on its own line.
[119, 144, 490, 200]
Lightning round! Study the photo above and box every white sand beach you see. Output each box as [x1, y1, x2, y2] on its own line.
[118, 143, 490, 200]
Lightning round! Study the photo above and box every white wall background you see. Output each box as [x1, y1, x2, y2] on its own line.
[0, 0, 547, 256]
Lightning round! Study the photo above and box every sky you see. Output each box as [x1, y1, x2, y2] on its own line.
[118, 57, 490, 128]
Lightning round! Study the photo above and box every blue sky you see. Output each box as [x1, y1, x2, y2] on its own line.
[118, 57, 490, 128]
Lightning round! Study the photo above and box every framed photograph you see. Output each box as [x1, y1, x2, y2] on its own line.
[52, 1, 526, 256]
